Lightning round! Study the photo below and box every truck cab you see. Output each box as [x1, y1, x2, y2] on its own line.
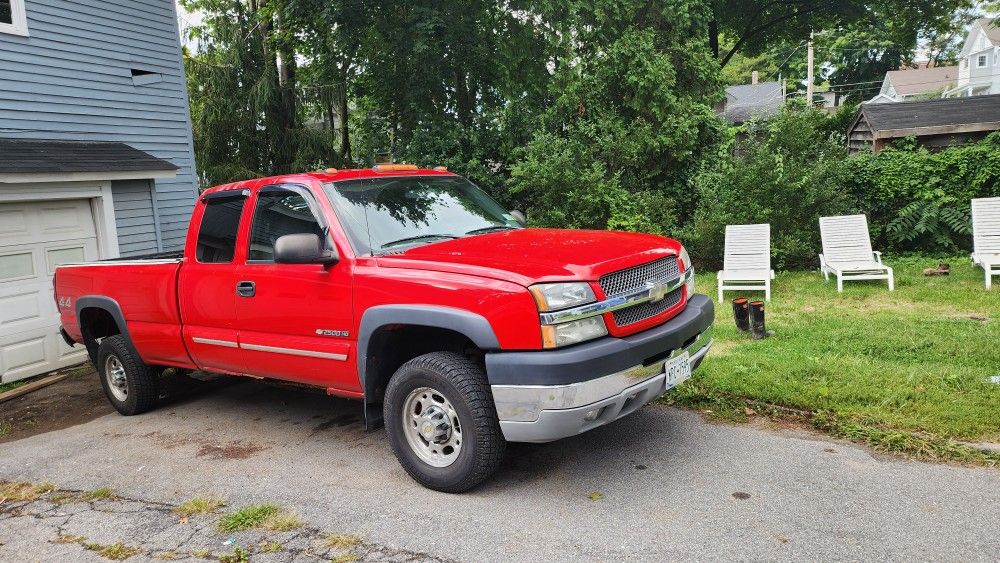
[55, 166, 714, 492]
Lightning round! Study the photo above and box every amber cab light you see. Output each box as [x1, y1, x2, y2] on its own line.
[373, 163, 419, 172]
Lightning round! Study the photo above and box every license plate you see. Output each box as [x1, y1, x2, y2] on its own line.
[664, 352, 691, 389]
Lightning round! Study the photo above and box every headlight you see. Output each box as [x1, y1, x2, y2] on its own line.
[678, 246, 691, 271]
[529, 282, 596, 311]
[679, 246, 695, 296]
[541, 316, 608, 348]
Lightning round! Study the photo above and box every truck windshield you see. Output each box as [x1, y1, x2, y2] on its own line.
[323, 176, 521, 255]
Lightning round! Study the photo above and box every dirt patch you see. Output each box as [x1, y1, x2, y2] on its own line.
[0, 366, 112, 444]
[196, 441, 267, 460]
[2, 368, 232, 445]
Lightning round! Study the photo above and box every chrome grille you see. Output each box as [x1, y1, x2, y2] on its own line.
[599, 257, 681, 326]
[599, 257, 679, 297]
[612, 288, 682, 326]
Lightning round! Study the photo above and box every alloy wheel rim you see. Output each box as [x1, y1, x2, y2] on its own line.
[104, 355, 128, 402]
[401, 386, 462, 467]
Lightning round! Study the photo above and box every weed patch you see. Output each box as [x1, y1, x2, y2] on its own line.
[85, 542, 142, 560]
[174, 496, 225, 517]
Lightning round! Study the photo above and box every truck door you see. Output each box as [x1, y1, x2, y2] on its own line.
[234, 184, 357, 392]
[178, 189, 249, 374]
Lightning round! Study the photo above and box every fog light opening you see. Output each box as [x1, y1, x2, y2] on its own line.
[584, 407, 604, 422]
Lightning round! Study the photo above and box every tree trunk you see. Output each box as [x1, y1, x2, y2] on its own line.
[337, 84, 351, 163]
[709, 19, 719, 59]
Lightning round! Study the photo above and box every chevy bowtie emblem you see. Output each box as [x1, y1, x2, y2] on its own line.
[647, 280, 671, 302]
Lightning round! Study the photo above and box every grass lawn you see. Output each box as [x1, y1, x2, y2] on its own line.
[666, 255, 1000, 466]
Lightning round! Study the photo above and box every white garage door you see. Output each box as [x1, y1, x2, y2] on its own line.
[0, 199, 99, 383]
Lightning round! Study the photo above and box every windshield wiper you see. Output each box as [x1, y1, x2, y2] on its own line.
[465, 225, 516, 235]
[380, 233, 460, 249]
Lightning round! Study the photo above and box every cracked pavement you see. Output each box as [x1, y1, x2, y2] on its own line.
[0, 489, 443, 562]
[1, 377, 999, 561]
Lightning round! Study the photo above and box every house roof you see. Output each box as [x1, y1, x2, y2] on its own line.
[853, 94, 1000, 138]
[0, 139, 178, 174]
[959, 18, 1000, 58]
[976, 17, 1000, 44]
[721, 81, 783, 123]
[884, 65, 958, 96]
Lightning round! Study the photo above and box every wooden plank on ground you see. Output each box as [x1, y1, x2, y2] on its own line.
[0, 374, 69, 404]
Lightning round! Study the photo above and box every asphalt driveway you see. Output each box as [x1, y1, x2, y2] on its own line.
[1, 376, 999, 561]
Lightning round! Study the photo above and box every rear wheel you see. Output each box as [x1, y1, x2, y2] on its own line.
[96, 335, 160, 415]
[384, 352, 505, 493]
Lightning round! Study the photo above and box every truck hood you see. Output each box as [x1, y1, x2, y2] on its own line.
[375, 228, 682, 286]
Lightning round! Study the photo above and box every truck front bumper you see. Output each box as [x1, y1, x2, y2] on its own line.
[486, 294, 714, 443]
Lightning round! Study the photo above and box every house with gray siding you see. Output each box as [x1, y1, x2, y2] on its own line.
[943, 18, 1000, 98]
[0, 0, 198, 382]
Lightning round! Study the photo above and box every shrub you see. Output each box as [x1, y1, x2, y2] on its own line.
[845, 132, 1000, 254]
[687, 108, 854, 270]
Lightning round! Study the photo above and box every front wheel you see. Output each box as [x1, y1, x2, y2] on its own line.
[383, 352, 505, 493]
[96, 335, 160, 415]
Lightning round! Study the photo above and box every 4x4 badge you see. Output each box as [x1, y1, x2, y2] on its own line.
[315, 329, 350, 338]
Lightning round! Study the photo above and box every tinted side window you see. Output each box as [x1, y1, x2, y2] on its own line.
[196, 196, 246, 263]
[248, 190, 325, 261]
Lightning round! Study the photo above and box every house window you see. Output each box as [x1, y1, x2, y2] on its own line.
[977, 54, 988, 68]
[0, 0, 29, 36]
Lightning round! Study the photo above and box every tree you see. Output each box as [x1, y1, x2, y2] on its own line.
[708, 0, 974, 70]
[508, 0, 725, 230]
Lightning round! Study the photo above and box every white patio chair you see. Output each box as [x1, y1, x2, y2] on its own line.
[818, 214, 894, 292]
[717, 223, 775, 302]
[972, 197, 1000, 289]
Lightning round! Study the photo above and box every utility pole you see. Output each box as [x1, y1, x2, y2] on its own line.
[806, 31, 814, 107]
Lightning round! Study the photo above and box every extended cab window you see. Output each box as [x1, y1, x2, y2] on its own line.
[196, 194, 246, 263]
[248, 189, 325, 261]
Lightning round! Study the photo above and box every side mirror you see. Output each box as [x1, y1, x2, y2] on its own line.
[274, 233, 339, 267]
[510, 209, 526, 226]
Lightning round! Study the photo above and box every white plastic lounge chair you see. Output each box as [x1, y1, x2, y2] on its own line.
[972, 197, 1000, 289]
[717, 223, 775, 302]
[818, 214, 894, 292]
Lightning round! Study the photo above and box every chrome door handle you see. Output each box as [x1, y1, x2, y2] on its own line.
[236, 281, 256, 297]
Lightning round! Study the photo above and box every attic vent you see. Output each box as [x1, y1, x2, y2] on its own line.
[130, 68, 164, 86]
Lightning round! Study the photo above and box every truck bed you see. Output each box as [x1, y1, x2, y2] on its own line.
[56, 256, 191, 368]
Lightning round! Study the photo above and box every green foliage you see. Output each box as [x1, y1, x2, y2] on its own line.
[846, 132, 1000, 253]
[688, 108, 854, 269]
[689, 109, 1000, 269]
[507, 2, 724, 233]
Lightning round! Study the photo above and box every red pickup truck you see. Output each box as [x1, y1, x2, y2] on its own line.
[55, 165, 714, 492]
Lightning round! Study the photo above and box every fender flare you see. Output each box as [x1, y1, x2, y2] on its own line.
[74, 296, 134, 363]
[356, 305, 500, 428]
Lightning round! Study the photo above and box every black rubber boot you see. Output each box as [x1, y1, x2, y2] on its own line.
[749, 300, 769, 340]
[732, 298, 750, 332]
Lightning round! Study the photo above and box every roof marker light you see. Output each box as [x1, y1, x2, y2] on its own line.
[373, 163, 419, 172]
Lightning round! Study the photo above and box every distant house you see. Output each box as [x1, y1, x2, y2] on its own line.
[944, 18, 1000, 98]
[0, 0, 198, 382]
[847, 94, 1000, 153]
[867, 65, 959, 103]
[716, 73, 785, 123]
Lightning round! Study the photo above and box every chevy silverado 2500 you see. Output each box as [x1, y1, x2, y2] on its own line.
[55, 165, 714, 492]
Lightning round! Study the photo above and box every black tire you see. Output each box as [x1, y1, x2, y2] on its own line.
[96, 335, 160, 416]
[383, 352, 505, 493]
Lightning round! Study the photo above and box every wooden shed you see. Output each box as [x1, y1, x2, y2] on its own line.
[847, 94, 1000, 153]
